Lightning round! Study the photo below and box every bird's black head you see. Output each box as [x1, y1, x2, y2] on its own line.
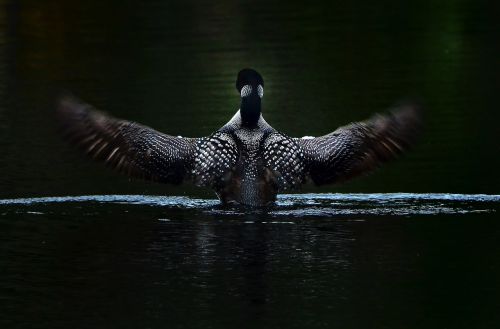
[236, 68, 264, 95]
[236, 68, 264, 127]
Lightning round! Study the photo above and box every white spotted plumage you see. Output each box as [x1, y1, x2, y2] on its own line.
[192, 131, 238, 187]
[240, 85, 252, 97]
[257, 84, 264, 98]
[58, 70, 421, 207]
[262, 132, 305, 190]
[190, 110, 307, 203]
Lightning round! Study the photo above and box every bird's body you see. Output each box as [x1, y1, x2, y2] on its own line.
[194, 111, 304, 206]
[57, 69, 422, 206]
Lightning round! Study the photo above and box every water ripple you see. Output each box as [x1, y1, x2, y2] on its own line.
[0, 193, 498, 217]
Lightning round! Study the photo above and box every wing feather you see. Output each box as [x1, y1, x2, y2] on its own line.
[298, 102, 422, 185]
[57, 96, 197, 184]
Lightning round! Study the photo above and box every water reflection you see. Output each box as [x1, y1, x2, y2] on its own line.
[1, 192, 498, 328]
[134, 205, 360, 325]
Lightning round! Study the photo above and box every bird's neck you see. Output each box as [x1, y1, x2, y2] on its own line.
[240, 95, 261, 128]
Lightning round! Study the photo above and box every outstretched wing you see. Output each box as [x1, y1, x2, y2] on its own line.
[57, 96, 197, 184]
[298, 102, 422, 186]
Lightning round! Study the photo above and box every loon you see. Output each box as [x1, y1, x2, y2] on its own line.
[57, 69, 422, 206]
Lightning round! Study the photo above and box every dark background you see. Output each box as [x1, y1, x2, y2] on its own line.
[0, 1, 499, 329]
[0, 0, 498, 199]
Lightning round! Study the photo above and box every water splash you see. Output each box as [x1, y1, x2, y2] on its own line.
[0, 193, 498, 217]
[0, 195, 218, 208]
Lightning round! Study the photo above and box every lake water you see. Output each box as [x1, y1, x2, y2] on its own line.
[0, 0, 499, 328]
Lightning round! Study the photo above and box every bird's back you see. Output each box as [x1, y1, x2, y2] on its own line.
[194, 111, 287, 206]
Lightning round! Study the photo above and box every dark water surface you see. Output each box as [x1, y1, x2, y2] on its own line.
[0, 194, 500, 328]
[1, 194, 499, 329]
[0, 0, 499, 328]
